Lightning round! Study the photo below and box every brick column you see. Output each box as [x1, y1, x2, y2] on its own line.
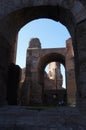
[21, 38, 42, 105]
[66, 38, 76, 105]
[28, 49, 42, 105]
[75, 21, 86, 112]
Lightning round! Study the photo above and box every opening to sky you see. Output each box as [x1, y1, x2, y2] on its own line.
[16, 18, 70, 88]
[16, 18, 70, 68]
[45, 63, 65, 88]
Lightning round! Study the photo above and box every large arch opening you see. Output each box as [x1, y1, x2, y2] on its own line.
[12, 5, 74, 66]
[37, 52, 67, 106]
[45, 63, 65, 89]
[16, 19, 70, 68]
[44, 62, 66, 106]
[15, 18, 72, 106]
[1, 1, 86, 125]
[1, 4, 77, 106]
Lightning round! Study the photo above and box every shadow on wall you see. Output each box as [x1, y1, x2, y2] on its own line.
[7, 63, 21, 105]
[43, 89, 67, 106]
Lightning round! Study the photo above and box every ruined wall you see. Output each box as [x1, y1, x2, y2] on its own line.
[48, 62, 63, 89]
[21, 38, 42, 105]
[66, 38, 76, 105]
[0, 0, 86, 113]
[20, 38, 75, 106]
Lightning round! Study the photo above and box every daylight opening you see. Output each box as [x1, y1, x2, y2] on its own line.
[16, 18, 70, 68]
[44, 62, 66, 106]
[45, 63, 65, 88]
[15, 18, 76, 107]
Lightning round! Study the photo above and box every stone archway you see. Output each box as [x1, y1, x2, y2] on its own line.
[0, 1, 86, 111]
[21, 38, 76, 106]
[37, 51, 66, 106]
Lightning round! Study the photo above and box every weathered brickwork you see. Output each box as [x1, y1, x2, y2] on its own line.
[0, 0, 86, 129]
[20, 38, 76, 106]
[48, 62, 63, 90]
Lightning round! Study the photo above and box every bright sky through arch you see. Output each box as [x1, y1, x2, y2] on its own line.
[16, 18, 71, 88]
[16, 18, 70, 68]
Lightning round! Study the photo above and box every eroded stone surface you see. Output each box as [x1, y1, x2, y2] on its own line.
[0, 1, 86, 127]
[0, 106, 86, 130]
[20, 38, 76, 106]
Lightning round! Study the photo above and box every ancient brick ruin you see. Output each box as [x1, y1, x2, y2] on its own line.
[20, 38, 76, 106]
[0, 0, 86, 110]
[48, 62, 63, 90]
[0, 0, 86, 129]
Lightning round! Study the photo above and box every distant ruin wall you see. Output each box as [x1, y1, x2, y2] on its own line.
[20, 38, 76, 106]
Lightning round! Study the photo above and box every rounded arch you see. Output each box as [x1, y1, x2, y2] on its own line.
[12, 5, 74, 35]
[1, 5, 74, 64]
[0, 3, 74, 105]
[37, 52, 65, 84]
[0, 3, 76, 66]
[0, 1, 86, 108]
[37, 52, 66, 105]
[1, 1, 85, 24]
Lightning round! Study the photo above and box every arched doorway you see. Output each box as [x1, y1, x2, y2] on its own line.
[20, 38, 76, 106]
[38, 53, 66, 106]
[44, 62, 66, 106]
[0, 1, 86, 110]
[16, 19, 70, 68]
[0, 4, 75, 105]
[37, 52, 66, 105]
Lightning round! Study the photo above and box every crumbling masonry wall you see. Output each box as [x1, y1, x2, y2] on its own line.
[0, 1, 86, 129]
[21, 38, 76, 106]
[0, 0, 86, 113]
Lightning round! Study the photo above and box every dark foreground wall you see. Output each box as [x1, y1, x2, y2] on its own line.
[7, 63, 21, 105]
